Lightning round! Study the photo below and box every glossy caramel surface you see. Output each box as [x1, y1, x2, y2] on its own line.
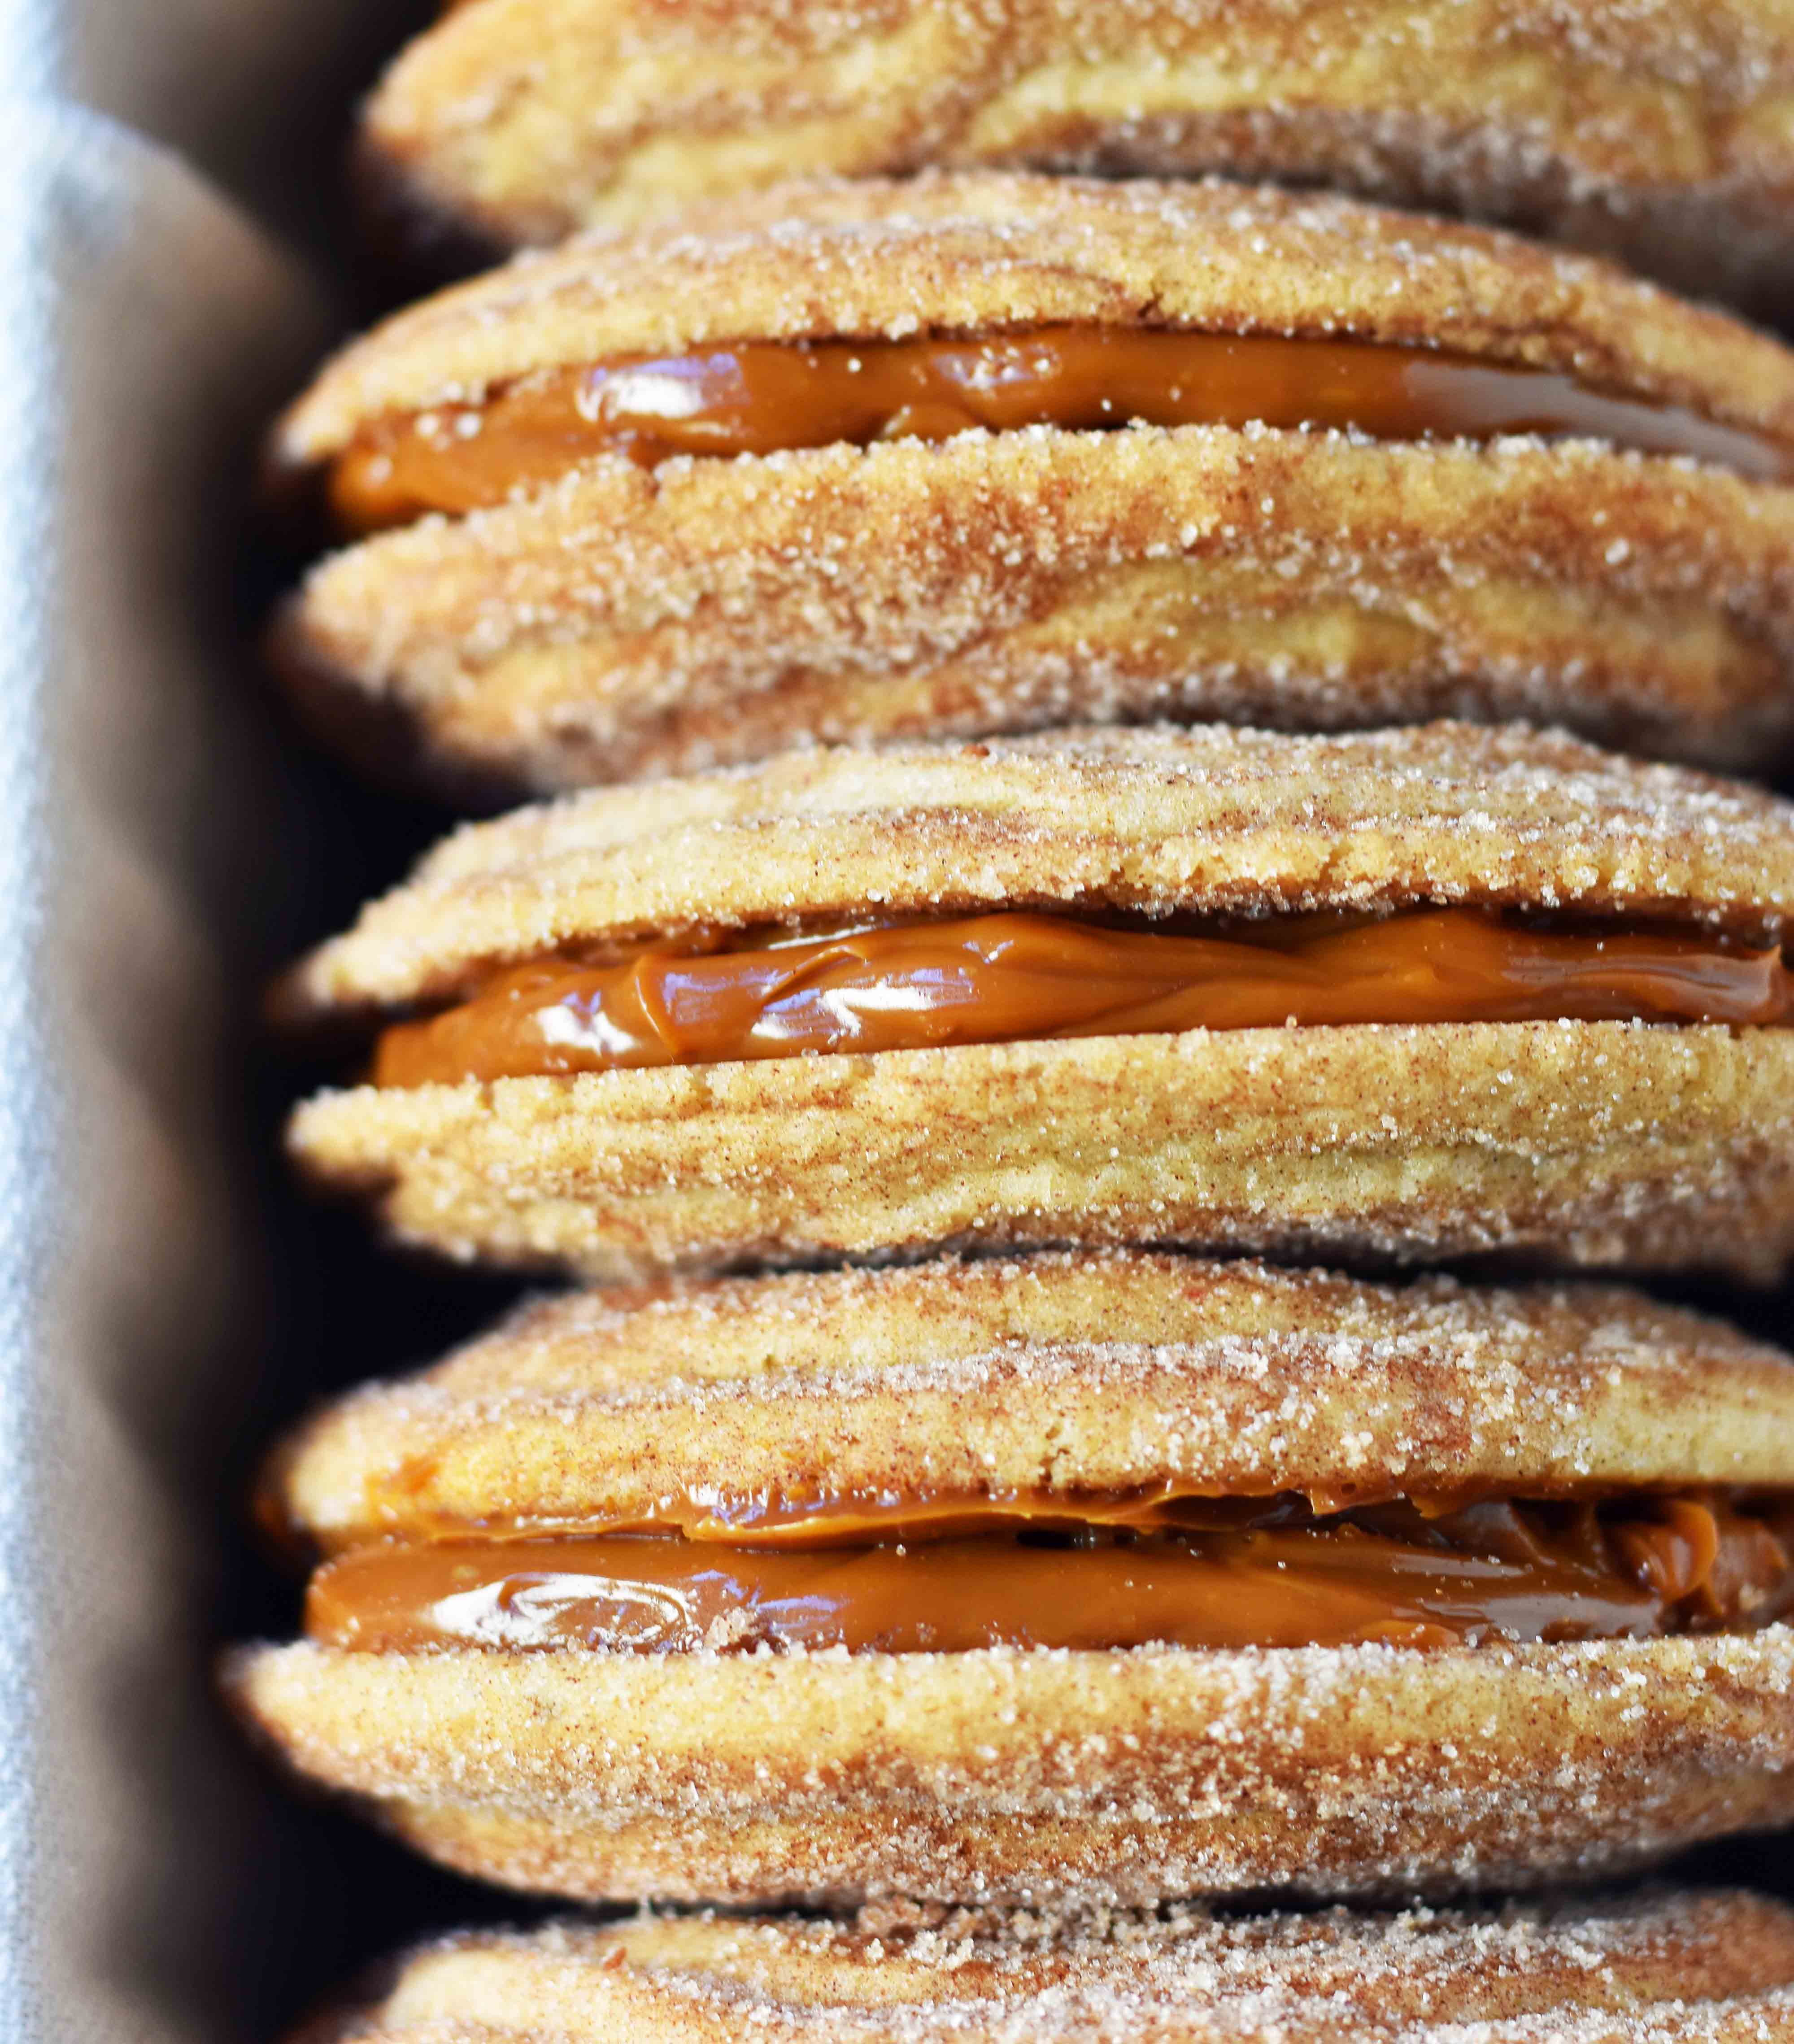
[328, 327, 1794, 534]
[371, 908, 1794, 1088]
[308, 1492, 1794, 1656]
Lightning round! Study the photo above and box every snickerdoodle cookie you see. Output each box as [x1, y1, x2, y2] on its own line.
[231, 1252, 1794, 1904]
[301, 1890, 1794, 2041]
[361, 0, 1794, 318]
[272, 174, 1794, 794]
[285, 722, 1794, 1281]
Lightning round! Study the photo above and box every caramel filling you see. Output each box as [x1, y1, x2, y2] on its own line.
[371, 907, 1794, 1088]
[327, 327, 1794, 534]
[347, 1474, 1383, 1553]
[307, 1491, 1794, 1656]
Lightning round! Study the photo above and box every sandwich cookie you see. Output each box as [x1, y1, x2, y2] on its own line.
[298, 1890, 1794, 2042]
[360, 0, 1794, 319]
[228, 1253, 1794, 1904]
[284, 722, 1794, 1283]
[273, 173, 1794, 797]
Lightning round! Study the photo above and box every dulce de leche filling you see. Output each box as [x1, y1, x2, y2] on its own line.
[370, 907, 1794, 1089]
[307, 1490, 1794, 1656]
[327, 326, 1794, 535]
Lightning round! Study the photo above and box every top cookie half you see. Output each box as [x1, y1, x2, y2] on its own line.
[360, 0, 1794, 322]
[315, 1891, 1794, 2043]
[272, 174, 1794, 796]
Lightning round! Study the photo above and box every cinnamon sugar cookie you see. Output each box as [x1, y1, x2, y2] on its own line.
[229, 1252, 1794, 1904]
[284, 722, 1794, 1281]
[304, 1891, 1794, 2041]
[361, 0, 1794, 318]
[271, 174, 1794, 794]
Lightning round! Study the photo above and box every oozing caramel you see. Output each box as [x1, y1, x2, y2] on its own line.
[327, 327, 1794, 534]
[307, 1492, 1794, 1656]
[344, 1474, 1432, 1554]
[371, 908, 1794, 1089]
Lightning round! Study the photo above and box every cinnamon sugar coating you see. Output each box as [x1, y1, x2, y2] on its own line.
[358, 0, 1794, 315]
[274, 174, 1794, 467]
[272, 1253, 1794, 1548]
[307, 1891, 1794, 2041]
[226, 1629, 1794, 1905]
[279, 429, 1794, 794]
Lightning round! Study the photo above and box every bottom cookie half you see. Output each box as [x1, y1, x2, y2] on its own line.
[231, 1631, 1794, 1906]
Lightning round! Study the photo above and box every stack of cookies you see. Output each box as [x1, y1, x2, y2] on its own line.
[236, 7, 1794, 2037]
